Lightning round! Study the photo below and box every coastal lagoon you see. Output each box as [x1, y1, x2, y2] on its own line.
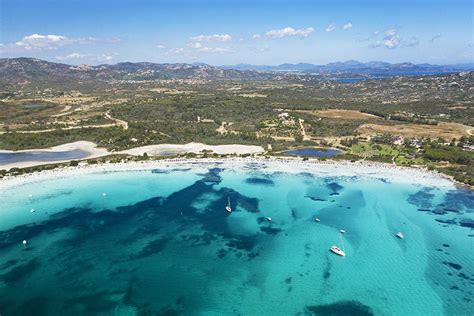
[0, 160, 472, 315]
[0, 149, 90, 165]
[287, 148, 342, 157]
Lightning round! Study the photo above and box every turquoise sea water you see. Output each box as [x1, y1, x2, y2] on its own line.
[0, 163, 472, 315]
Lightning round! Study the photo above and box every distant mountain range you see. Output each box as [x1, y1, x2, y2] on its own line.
[0, 58, 472, 91]
[220, 60, 474, 76]
[0, 58, 275, 89]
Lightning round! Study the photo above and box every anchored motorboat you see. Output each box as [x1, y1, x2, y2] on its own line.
[395, 232, 404, 239]
[315, 217, 321, 222]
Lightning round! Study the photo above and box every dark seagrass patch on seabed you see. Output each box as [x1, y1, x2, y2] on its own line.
[305, 300, 374, 316]
[443, 261, 462, 270]
[407, 188, 435, 209]
[245, 177, 275, 186]
[1, 258, 39, 285]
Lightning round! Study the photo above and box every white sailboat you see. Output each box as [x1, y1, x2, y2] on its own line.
[225, 196, 232, 213]
[330, 231, 346, 257]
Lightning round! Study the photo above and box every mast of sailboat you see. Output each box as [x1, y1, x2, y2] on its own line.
[227, 196, 230, 207]
[340, 232, 346, 256]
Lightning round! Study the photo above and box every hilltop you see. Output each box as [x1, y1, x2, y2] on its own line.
[0, 58, 276, 90]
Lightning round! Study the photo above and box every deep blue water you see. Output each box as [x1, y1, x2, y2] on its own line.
[0, 163, 472, 315]
[331, 71, 458, 83]
[0, 149, 89, 165]
[22, 103, 50, 110]
[333, 78, 371, 83]
[287, 148, 342, 157]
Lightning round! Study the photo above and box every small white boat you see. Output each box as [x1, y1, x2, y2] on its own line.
[330, 245, 346, 257]
[225, 196, 232, 213]
[339, 229, 346, 234]
[30, 208, 36, 213]
[266, 217, 272, 222]
[330, 231, 346, 257]
[315, 217, 321, 222]
[22, 240, 27, 248]
[395, 232, 404, 239]
[102, 193, 107, 197]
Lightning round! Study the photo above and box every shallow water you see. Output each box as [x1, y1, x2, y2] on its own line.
[0, 149, 89, 165]
[0, 163, 472, 315]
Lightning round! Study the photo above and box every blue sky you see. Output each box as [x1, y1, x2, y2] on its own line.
[1, 0, 473, 65]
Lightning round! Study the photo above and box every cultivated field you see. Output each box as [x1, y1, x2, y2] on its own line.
[357, 122, 473, 139]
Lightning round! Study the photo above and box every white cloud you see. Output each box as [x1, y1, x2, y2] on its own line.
[384, 36, 401, 49]
[169, 48, 185, 54]
[342, 23, 353, 30]
[15, 34, 69, 50]
[99, 54, 116, 62]
[265, 27, 315, 38]
[188, 42, 231, 53]
[55, 52, 117, 62]
[199, 46, 230, 53]
[430, 33, 442, 43]
[157, 45, 166, 49]
[190, 34, 232, 42]
[8, 34, 121, 52]
[252, 34, 261, 39]
[165, 44, 231, 57]
[55, 53, 88, 60]
[325, 23, 336, 32]
[371, 28, 419, 49]
[384, 28, 397, 37]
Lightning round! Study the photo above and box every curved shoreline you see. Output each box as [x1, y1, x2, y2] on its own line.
[0, 157, 457, 190]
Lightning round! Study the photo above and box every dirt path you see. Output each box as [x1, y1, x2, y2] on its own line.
[0, 111, 129, 135]
[105, 111, 129, 130]
[0, 124, 120, 134]
[51, 105, 73, 117]
[298, 118, 310, 141]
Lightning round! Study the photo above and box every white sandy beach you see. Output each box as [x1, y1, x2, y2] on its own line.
[0, 157, 457, 191]
[119, 142, 264, 156]
[0, 141, 265, 170]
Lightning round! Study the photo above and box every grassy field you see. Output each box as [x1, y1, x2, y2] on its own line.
[356, 122, 473, 140]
